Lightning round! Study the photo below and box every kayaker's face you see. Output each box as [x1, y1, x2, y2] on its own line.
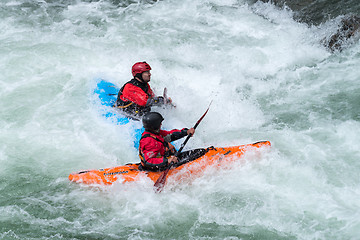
[142, 71, 151, 82]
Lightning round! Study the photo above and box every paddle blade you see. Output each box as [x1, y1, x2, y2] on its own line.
[163, 87, 168, 105]
[154, 168, 170, 193]
[163, 87, 176, 108]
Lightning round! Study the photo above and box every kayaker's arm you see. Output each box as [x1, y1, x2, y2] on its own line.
[146, 96, 165, 106]
[161, 128, 195, 164]
[162, 128, 194, 143]
[146, 87, 175, 108]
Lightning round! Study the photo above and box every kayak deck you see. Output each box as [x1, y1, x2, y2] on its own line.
[94, 79, 144, 148]
[69, 141, 271, 185]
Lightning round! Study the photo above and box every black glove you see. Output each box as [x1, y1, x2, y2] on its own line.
[147, 96, 165, 106]
[154, 96, 165, 104]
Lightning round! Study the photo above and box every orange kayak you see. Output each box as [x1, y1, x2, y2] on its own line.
[68, 141, 271, 185]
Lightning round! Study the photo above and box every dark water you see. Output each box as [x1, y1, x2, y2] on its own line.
[258, 0, 360, 25]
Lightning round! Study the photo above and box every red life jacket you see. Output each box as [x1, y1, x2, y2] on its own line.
[138, 129, 188, 170]
[138, 131, 170, 170]
[115, 79, 155, 115]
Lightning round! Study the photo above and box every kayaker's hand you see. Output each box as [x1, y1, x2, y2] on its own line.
[168, 155, 178, 164]
[146, 96, 164, 106]
[155, 96, 165, 104]
[187, 128, 195, 137]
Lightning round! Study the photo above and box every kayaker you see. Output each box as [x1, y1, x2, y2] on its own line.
[139, 112, 196, 171]
[115, 61, 171, 119]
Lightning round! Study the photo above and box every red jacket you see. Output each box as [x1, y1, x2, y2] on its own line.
[139, 129, 188, 170]
[118, 79, 155, 107]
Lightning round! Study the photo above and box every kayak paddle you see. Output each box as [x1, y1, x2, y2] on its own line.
[163, 87, 176, 108]
[154, 101, 212, 193]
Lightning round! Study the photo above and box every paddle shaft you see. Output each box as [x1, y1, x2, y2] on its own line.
[154, 101, 212, 192]
[176, 103, 211, 155]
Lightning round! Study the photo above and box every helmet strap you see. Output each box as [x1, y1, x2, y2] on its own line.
[135, 73, 144, 82]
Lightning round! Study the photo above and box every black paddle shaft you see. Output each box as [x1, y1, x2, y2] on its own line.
[154, 101, 212, 192]
[176, 101, 212, 155]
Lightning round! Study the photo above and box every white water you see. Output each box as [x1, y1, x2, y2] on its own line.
[1, 0, 360, 239]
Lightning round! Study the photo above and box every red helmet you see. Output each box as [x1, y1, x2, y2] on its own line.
[132, 62, 151, 77]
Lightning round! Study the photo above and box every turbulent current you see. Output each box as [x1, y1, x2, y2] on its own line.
[1, 0, 359, 239]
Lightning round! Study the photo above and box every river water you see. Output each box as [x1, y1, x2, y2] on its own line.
[1, 0, 359, 239]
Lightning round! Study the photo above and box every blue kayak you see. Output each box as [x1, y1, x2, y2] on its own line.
[93, 79, 144, 148]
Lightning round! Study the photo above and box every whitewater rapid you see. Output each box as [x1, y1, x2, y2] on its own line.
[1, 0, 360, 239]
